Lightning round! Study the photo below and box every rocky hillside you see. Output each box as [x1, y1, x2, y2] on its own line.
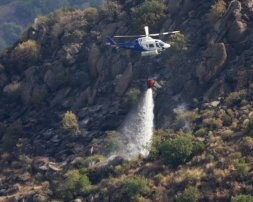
[0, 0, 102, 52]
[0, 0, 253, 201]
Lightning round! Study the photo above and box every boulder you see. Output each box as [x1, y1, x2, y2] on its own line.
[214, 0, 243, 41]
[44, 70, 55, 90]
[59, 43, 82, 65]
[196, 43, 227, 82]
[227, 20, 247, 43]
[115, 63, 133, 96]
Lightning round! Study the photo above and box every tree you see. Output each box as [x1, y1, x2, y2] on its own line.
[62, 111, 80, 135]
[161, 134, 193, 166]
[131, 0, 166, 29]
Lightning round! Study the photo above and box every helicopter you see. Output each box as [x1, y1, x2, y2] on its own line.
[106, 26, 180, 56]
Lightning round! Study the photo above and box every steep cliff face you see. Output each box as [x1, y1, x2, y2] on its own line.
[0, 0, 253, 201]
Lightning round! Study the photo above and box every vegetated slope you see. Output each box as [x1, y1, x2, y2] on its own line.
[0, 0, 253, 201]
[0, 0, 102, 52]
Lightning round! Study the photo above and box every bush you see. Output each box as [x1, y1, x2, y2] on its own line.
[173, 108, 198, 130]
[224, 90, 247, 107]
[192, 141, 205, 155]
[36, 13, 56, 26]
[51, 9, 88, 37]
[3, 81, 21, 97]
[58, 169, 91, 200]
[161, 134, 193, 166]
[81, 155, 106, 168]
[240, 137, 253, 155]
[169, 32, 186, 52]
[148, 130, 164, 160]
[104, 130, 121, 154]
[234, 158, 249, 178]
[83, 7, 98, 23]
[131, 0, 166, 28]
[202, 118, 223, 129]
[208, 0, 226, 24]
[11, 39, 40, 71]
[62, 111, 80, 135]
[101, 0, 122, 20]
[194, 128, 207, 137]
[126, 87, 141, 107]
[122, 176, 148, 199]
[232, 195, 253, 202]
[1, 121, 23, 151]
[177, 186, 200, 202]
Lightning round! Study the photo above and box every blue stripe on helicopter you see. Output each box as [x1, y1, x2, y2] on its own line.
[117, 40, 145, 51]
[107, 37, 145, 52]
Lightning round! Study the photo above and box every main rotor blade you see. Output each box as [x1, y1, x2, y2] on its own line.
[149, 31, 180, 36]
[144, 26, 149, 37]
[113, 35, 145, 38]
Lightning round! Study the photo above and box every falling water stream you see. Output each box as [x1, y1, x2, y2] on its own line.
[119, 88, 154, 159]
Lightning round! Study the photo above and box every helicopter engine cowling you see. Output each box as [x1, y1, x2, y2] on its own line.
[141, 50, 159, 56]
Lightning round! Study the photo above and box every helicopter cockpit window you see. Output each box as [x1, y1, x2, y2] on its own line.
[149, 44, 154, 48]
[159, 42, 164, 47]
[155, 42, 160, 48]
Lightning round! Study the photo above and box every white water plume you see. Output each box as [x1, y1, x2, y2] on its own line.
[119, 88, 154, 159]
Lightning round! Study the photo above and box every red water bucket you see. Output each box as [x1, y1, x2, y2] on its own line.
[147, 79, 155, 88]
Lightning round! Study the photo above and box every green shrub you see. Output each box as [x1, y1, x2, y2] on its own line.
[83, 7, 98, 23]
[1, 121, 23, 151]
[122, 176, 148, 198]
[234, 158, 249, 178]
[221, 129, 234, 141]
[101, 0, 122, 20]
[36, 13, 56, 26]
[104, 130, 120, 154]
[12, 40, 40, 60]
[192, 141, 205, 155]
[177, 186, 200, 202]
[11, 39, 40, 71]
[126, 87, 141, 107]
[207, 0, 226, 24]
[149, 131, 163, 160]
[232, 195, 253, 202]
[240, 137, 253, 155]
[57, 169, 91, 200]
[3, 81, 21, 97]
[194, 128, 207, 137]
[169, 32, 186, 52]
[161, 134, 193, 166]
[202, 118, 223, 129]
[243, 115, 253, 131]
[81, 155, 106, 168]
[131, 0, 166, 28]
[224, 90, 247, 107]
[62, 111, 80, 135]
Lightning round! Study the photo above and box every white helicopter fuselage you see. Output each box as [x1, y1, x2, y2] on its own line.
[138, 37, 171, 51]
[138, 37, 171, 56]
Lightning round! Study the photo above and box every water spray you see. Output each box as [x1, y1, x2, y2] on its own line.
[119, 88, 154, 159]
